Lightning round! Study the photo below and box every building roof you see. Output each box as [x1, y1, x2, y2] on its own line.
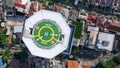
[97, 32, 115, 51]
[65, 60, 79, 68]
[53, 5, 61, 12]
[87, 26, 99, 32]
[86, 15, 97, 24]
[63, 25, 75, 54]
[15, 0, 30, 9]
[22, 10, 71, 59]
[5, 0, 15, 8]
[82, 62, 89, 67]
[14, 26, 23, 33]
[97, 16, 106, 27]
[89, 31, 98, 45]
[106, 21, 120, 32]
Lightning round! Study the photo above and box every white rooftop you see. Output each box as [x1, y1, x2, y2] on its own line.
[14, 26, 23, 33]
[22, 10, 71, 59]
[21, 0, 30, 4]
[87, 26, 99, 32]
[97, 32, 115, 51]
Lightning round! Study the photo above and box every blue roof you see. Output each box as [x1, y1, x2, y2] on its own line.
[63, 25, 75, 54]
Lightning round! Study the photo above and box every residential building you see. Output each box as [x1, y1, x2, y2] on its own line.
[53, 5, 61, 12]
[4, 0, 15, 16]
[15, 0, 31, 13]
[96, 16, 106, 27]
[29, 1, 45, 16]
[78, 10, 88, 20]
[82, 61, 90, 68]
[106, 20, 120, 32]
[64, 60, 79, 68]
[86, 15, 97, 24]
[69, 9, 79, 21]
[61, 7, 70, 19]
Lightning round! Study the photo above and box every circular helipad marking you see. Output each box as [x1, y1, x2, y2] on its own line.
[38, 26, 54, 43]
[33, 20, 61, 48]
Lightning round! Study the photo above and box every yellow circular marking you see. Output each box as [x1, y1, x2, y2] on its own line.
[38, 26, 55, 42]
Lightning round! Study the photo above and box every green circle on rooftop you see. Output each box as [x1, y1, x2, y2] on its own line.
[33, 20, 61, 48]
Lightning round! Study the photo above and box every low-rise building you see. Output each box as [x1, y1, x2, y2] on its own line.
[96, 32, 115, 51]
[15, 0, 31, 13]
[64, 60, 79, 68]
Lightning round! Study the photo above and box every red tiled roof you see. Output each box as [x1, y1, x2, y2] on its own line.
[98, 17, 106, 27]
[106, 21, 120, 32]
[86, 15, 97, 24]
[15, 0, 27, 9]
[65, 60, 78, 68]
[15, 0, 21, 3]
[53, 5, 61, 12]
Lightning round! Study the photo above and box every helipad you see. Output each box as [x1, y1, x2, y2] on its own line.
[33, 20, 61, 48]
[22, 10, 71, 59]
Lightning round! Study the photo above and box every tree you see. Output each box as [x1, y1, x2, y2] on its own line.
[3, 50, 11, 62]
[14, 51, 28, 62]
[95, 60, 117, 68]
[113, 54, 120, 65]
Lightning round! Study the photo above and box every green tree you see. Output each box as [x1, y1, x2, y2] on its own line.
[14, 51, 28, 62]
[3, 50, 11, 62]
[96, 60, 117, 68]
[113, 54, 120, 65]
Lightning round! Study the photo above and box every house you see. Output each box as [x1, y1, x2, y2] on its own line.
[53, 5, 61, 12]
[4, 0, 15, 16]
[96, 32, 115, 51]
[96, 16, 106, 27]
[29, 2, 45, 16]
[61, 7, 70, 19]
[114, 0, 120, 10]
[69, 9, 79, 21]
[86, 15, 97, 24]
[78, 10, 88, 20]
[106, 20, 120, 32]
[15, 0, 31, 13]
[82, 61, 90, 68]
[64, 60, 79, 68]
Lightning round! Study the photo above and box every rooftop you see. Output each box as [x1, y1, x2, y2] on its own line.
[96, 32, 115, 51]
[22, 10, 71, 59]
[65, 60, 79, 68]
